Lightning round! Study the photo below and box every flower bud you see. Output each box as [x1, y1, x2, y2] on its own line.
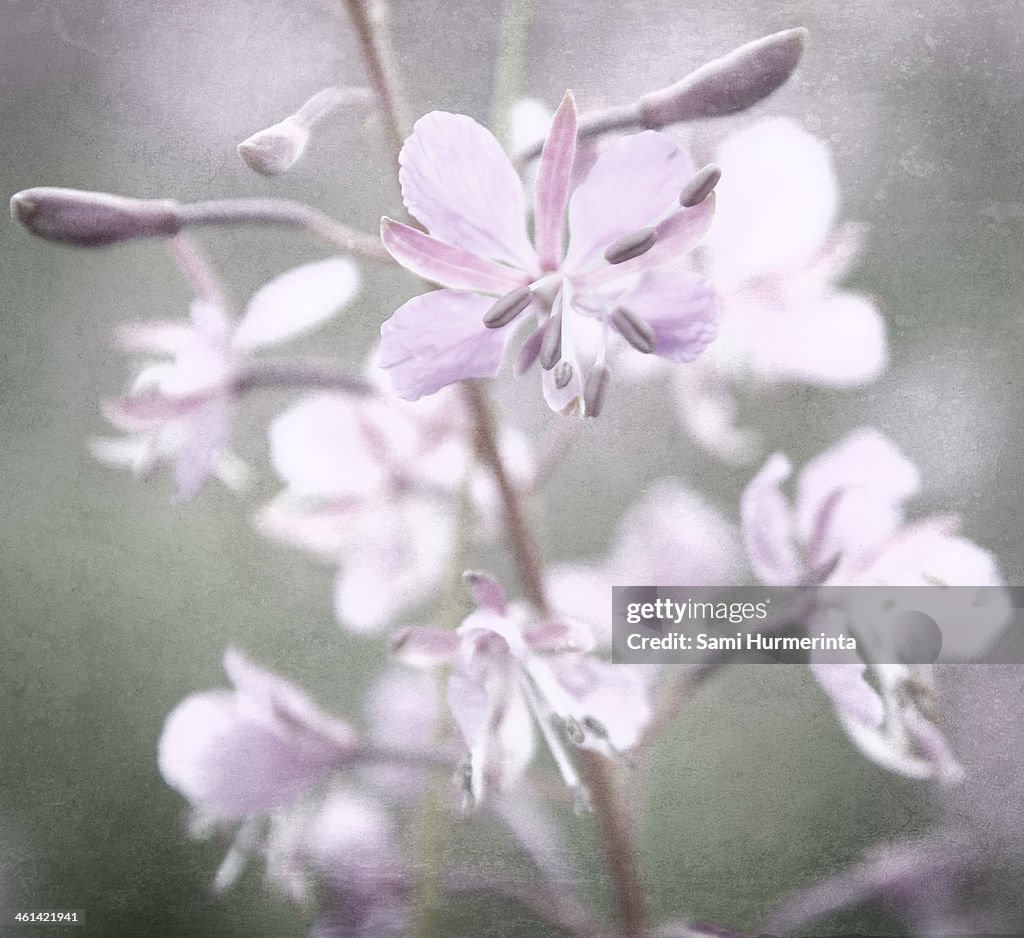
[237, 116, 311, 176]
[10, 187, 182, 247]
[638, 28, 808, 127]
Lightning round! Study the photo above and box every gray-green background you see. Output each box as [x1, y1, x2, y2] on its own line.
[2, 1, 1022, 935]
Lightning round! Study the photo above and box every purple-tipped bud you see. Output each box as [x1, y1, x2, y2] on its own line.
[603, 226, 658, 265]
[11, 187, 183, 248]
[483, 285, 533, 328]
[679, 164, 722, 207]
[539, 312, 563, 370]
[237, 117, 311, 176]
[638, 28, 808, 127]
[583, 364, 611, 418]
[554, 361, 574, 389]
[611, 306, 656, 354]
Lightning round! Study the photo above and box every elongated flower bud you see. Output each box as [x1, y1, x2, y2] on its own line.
[237, 117, 311, 176]
[638, 28, 808, 127]
[11, 187, 182, 247]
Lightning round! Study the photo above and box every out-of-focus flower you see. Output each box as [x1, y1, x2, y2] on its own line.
[378, 92, 719, 416]
[267, 788, 408, 936]
[674, 119, 886, 462]
[158, 647, 359, 820]
[393, 573, 651, 807]
[741, 428, 1007, 781]
[764, 833, 983, 937]
[89, 257, 360, 500]
[548, 479, 745, 645]
[255, 369, 530, 633]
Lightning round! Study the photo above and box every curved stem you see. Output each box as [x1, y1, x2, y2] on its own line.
[179, 199, 392, 262]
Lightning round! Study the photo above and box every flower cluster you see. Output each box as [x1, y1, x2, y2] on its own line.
[10, 11, 1013, 938]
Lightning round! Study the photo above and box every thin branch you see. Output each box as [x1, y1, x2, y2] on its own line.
[179, 199, 391, 262]
[339, 0, 410, 167]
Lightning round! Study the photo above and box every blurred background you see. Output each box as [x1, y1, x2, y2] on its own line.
[2, 0, 1023, 935]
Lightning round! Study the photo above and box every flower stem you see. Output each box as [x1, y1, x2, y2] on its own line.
[461, 381, 549, 612]
[178, 199, 391, 262]
[462, 382, 648, 938]
[338, 2, 648, 932]
[339, 0, 410, 169]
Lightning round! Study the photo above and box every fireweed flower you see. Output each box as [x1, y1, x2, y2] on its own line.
[741, 428, 1007, 781]
[664, 119, 886, 462]
[378, 92, 719, 416]
[89, 257, 361, 500]
[255, 373, 531, 632]
[393, 573, 651, 808]
[157, 647, 363, 892]
[158, 648, 360, 820]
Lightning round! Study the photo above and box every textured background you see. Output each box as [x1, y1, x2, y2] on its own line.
[2, 0, 1023, 935]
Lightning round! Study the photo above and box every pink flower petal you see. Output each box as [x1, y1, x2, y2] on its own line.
[795, 429, 920, 550]
[390, 627, 461, 667]
[233, 258, 360, 350]
[268, 395, 391, 498]
[613, 270, 718, 363]
[465, 571, 509, 614]
[381, 218, 528, 294]
[741, 453, 803, 585]
[303, 790, 398, 889]
[157, 648, 357, 818]
[254, 494, 355, 560]
[550, 656, 652, 752]
[742, 292, 887, 387]
[399, 111, 536, 269]
[707, 117, 839, 286]
[173, 397, 231, 502]
[564, 130, 695, 271]
[580, 197, 715, 288]
[609, 479, 744, 587]
[810, 661, 885, 731]
[534, 91, 578, 270]
[547, 564, 613, 646]
[333, 501, 451, 632]
[115, 320, 192, 354]
[379, 290, 513, 400]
